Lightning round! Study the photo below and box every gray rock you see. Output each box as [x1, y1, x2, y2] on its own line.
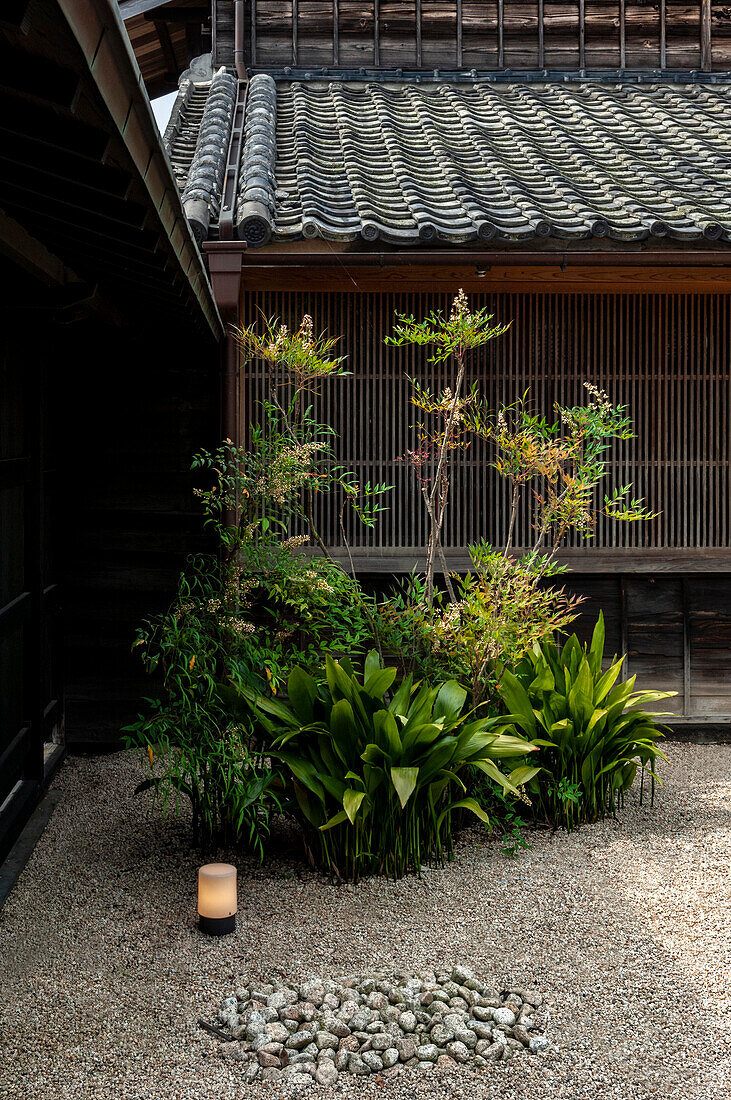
[259, 1041, 284, 1056]
[524, 991, 544, 1008]
[260, 1066, 282, 1082]
[453, 1027, 477, 1049]
[315, 1031, 339, 1051]
[396, 1037, 416, 1062]
[287, 1031, 313, 1051]
[243, 1063, 261, 1081]
[529, 1036, 550, 1053]
[415, 1044, 440, 1063]
[334, 1049, 350, 1071]
[370, 1033, 391, 1051]
[398, 1011, 417, 1033]
[316, 1061, 339, 1086]
[472, 1022, 493, 1040]
[482, 1043, 504, 1061]
[445, 1041, 471, 1063]
[492, 1007, 517, 1028]
[265, 1022, 289, 1044]
[452, 965, 473, 984]
[348, 1055, 372, 1076]
[382, 1048, 399, 1068]
[289, 1051, 316, 1064]
[361, 1050, 384, 1072]
[299, 981, 325, 1007]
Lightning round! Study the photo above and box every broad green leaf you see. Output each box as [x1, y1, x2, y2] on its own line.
[434, 680, 467, 722]
[343, 788, 366, 823]
[363, 666, 398, 699]
[508, 764, 542, 787]
[319, 809, 349, 832]
[498, 670, 536, 735]
[390, 766, 420, 808]
[437, 797, 490, 831]
[287, 666, 317, 723]
[472, 758, 519, 795]
[588, 611, 605, 676]
[364, 649, 382, 683]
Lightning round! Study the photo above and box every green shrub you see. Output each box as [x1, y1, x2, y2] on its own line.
[496, 613, 673, 830]
[241, 651, 537, 881]
[123, 560, 281, 856]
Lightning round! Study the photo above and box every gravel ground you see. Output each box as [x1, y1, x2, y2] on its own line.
[0, 744, 729, 1100]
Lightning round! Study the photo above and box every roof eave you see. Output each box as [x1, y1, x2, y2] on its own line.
[59, 0, 223, 340]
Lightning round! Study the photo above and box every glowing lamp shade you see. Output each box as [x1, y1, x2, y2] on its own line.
[197, 863, 237, 936]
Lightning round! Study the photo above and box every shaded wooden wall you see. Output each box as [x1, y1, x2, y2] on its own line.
[219, 1, 731, 71]
[0, 276, 62, 864]
[60, 327, 219, 746]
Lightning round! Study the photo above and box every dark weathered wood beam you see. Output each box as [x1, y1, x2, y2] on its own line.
[153, 17, 179, 79]
[119, 0, 175, 21]
[0, 206, 83, 287]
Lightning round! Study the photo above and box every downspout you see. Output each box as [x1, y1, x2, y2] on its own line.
[203, 242, 246, 444]
[234, 0, 248, 81]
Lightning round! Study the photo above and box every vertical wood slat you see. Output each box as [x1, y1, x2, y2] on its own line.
[498, 0, 504, 68]
[332, 0, 339, 66]
[538, 0, 544, 68]
[701, 0, 712, 71]
[455, 0, 462, 68]
[374, 0, 380, 67]
[249, 0, 256, 65]
[291, 0, 298, 66]
[578, 0, 586, 70]
[660, 0, 667, 69]
[416, 0, 422, 68]
[619, 0, 626, 69]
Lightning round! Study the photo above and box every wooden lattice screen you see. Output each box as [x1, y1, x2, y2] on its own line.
[242, 290, 731, 559]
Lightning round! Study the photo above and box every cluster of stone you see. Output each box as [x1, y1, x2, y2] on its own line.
[214, 965, 550, 1086]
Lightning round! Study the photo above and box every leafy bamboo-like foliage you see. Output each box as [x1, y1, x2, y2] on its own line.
[242, 652, 537, 881]
[497, 613, 673, 830]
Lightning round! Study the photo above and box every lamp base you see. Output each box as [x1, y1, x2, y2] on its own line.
[198, 913, 236, 936]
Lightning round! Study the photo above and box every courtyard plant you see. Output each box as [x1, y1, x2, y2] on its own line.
[241, 651, 538, 881]
[496, 613, 673, 830]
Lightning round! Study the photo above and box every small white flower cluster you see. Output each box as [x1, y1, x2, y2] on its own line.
[450, 287, 470, 322]
[583, 381, 612, 411]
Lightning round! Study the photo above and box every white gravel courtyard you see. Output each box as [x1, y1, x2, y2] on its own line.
[0, 744, 729, 1100]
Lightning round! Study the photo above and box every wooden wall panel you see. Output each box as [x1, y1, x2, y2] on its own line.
[238, 0, 730, 71]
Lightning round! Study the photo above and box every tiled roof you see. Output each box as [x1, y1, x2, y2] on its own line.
[166, 74, 731, 248]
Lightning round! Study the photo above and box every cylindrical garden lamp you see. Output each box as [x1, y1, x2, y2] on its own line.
[198, 863, 237, 936]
